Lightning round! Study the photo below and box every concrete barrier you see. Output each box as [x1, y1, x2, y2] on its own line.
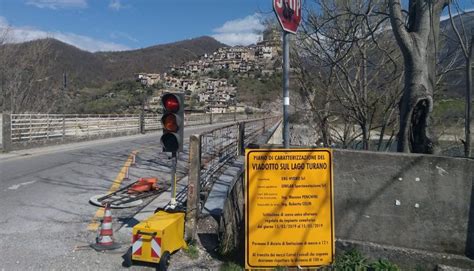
[333, 150, 473, 256]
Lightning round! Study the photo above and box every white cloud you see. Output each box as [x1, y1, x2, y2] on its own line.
[26, 0, 88, 9]
[212, 33, 262, 47]
[110, 31, 138, 43]
[0, 17, 129, 52]
[108, 0, 123, 11]
[440, 8, 474, 21]
[212, 13, 264, 46]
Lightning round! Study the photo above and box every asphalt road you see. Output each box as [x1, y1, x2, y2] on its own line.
[0, 123, 228, 270]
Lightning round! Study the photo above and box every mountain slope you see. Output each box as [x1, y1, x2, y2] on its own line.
[438, 11, 474, 98]
[0, 36, 226, 112]
[97, 36, 225, 81]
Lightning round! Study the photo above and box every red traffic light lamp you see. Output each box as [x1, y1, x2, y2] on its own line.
[162, 94, 180, 112]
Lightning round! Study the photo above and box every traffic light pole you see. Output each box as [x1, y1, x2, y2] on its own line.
[283, 30, 290, 148]
[170, 152, 178, 208]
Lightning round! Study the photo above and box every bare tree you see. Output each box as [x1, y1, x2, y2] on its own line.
[447, 2, 473, 157]
[0, 26, 10, 111]
[388, 0, 449, 153]
[1, 38, 58, 113]
[297, 0, 402, 150]
[294, 51, 335, 147]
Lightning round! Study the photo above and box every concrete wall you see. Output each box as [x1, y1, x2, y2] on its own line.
[220, 148, 474, 268]
[333, 150, 474, 256]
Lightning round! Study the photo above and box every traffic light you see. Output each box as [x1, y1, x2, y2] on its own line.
[161, 92, 184, 152]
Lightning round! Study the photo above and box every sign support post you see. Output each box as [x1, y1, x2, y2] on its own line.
[283, 30, 290, 148]
[273, 0, 302, 148]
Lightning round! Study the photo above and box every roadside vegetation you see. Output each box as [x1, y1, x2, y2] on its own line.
[331, 250, 399, 271]
[183, 240, 200, 260]
[218, 249, 400, 271]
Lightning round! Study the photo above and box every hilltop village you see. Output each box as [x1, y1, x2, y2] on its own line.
[137, 35, 281, 113]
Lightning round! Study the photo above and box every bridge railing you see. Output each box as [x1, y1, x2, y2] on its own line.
[1, 112, 267, 151]
[143, 112, 266, 132]
[10, 114, 140, 142]
[185, 115, 281, 239]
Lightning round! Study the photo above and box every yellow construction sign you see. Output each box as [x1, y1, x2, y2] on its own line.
[245, 149, 334, 269]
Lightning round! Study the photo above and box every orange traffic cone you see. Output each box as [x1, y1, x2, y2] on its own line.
[91, 204, 121, 251]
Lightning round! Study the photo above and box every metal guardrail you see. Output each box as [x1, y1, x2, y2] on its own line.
[143, 112, 264, 131]
[185, 115, 281, 236]
[11, 114, 140, 142]
[2, 112, 268, 150]
[199, 116, 280, 183]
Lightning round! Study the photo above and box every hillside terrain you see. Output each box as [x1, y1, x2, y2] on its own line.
[438, 11, 474, 98]
[0, 36, 225, 112]
[0, 12, 472, 114]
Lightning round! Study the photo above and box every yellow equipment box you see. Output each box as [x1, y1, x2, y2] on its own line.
[125, 210, 187, 269]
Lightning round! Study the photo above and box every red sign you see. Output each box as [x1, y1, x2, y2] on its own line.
[273, 0, 302, 34]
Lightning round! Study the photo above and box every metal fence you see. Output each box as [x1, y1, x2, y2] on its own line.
[10, 114, 140, 142]
[185, 116, 281, 223]
[144, 112, 267, 131]
[2, 112, 268, 150]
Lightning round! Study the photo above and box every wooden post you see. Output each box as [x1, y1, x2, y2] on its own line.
[185, 134, 201, 241]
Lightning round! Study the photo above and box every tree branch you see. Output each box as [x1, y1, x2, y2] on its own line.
[388, 0, 413, 53]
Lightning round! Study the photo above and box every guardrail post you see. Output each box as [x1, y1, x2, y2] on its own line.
[140, 112, 145, 134]
[237, 122, 245, 156]
[97, 115, 101, 134]
[87, 114, 90, 138]
[46, 114, 49, 140]
[29, 114, 32, 141]
[186, 134, 201, 241]
[62, 115, 66, 140]
[2, 113, 12, 152]
[75, 114, 78, 137]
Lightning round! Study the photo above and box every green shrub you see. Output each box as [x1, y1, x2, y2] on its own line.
[333, 249, 369, 270]
[369, 259, 400, 271]
[219, 262, 243, 271]
[183, 243, 199, 259]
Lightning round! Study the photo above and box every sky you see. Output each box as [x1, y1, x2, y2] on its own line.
[0, 0, 473, 52]
[0, 0, 273, 52]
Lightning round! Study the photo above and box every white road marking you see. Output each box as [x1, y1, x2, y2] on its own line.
[7, 181, 36, 190]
